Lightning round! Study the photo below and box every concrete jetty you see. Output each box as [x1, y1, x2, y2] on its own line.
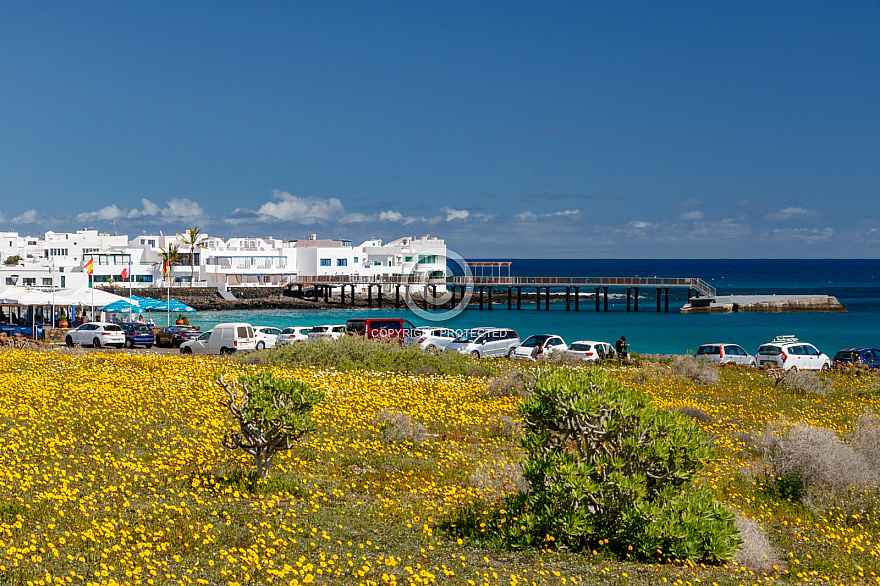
[681, 294, 845, 313]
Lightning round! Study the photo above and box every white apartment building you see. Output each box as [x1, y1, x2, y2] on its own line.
[0, 230, 449, 291]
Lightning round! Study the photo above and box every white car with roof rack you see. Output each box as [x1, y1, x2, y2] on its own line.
[756, 335, 830, 371]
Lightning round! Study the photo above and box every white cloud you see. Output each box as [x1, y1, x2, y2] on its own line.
[627, 220, 657, 230]
[766, 206, 816, 220]
[76, 204, 124, 223]
[773, 227, 834, 242]
[12, 209, 39, 224]
[253, 191, 342, 224]
[341, 209, 426, 225]
[515, 209, 580, 221]
[440, 207, 469, 221]
[77, 198, 204, 224]
[690, 218, 751, 239]
[679, 210, 704, 221]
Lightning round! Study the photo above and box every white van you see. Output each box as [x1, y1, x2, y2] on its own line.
[180, 322, 256, 355]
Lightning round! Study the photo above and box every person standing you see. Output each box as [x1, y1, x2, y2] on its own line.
[615, 336, 630, 360]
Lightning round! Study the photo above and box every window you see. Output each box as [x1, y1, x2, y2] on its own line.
[23, 277, 36, 286]
[337, 258, 347, 267]
[4, 277, 12, 285]
[418, 255, 437, 264]
[135, 275, 153, 283]
[42, 278, 52, 286]
[320, 259, 331, 266]
[404, 256, 413, 262]
[353, 257, 358, 263]
[49, 248, 68, 256]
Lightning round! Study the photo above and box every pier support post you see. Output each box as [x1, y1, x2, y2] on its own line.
[574, 287, 579, 311]
[595, 287, 600, 311]
[367, 285, 372, 308]
[324, 286, 329, 303]
[516, 287, 522, 310]
[488, 286, 493, 310]
[507, 287, 512, 310]
[340, 285, 345, 306]
[634, 287, 639, 312]
[665, 288, 670, 312]
[449, 286, 455, 308]
[395, 285, 401, 309]
[603, 287, 609, 311]
[479, 286, 484, 310]
[377, 285, 382, 308]
[565, 287, 571, 311]
[626, 288, 631, 312]
[536, 287, 541, 311]
[545, 287, 550, 311]
[297, 284, 303, 299]
[656, 288, 661, 312]
[432, 285, 437, 310]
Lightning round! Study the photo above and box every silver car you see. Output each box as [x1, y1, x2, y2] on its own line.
[445, 327, 521, 359]
[695, 343, 756, 367]
[402, 326, 457, 353]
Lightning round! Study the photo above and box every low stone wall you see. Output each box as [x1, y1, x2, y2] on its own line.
[735, 297, 846, 313]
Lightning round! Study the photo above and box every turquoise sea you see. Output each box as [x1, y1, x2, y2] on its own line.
[184, 259, 880, 355]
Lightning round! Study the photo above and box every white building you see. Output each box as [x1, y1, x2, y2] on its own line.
[0, 230, 449, 292]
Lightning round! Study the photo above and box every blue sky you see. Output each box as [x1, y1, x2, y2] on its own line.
[1, 1, 878, 258]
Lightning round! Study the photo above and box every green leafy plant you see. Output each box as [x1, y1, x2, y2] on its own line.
[216, 370, 324, 478]
[446, 370, 741, 563]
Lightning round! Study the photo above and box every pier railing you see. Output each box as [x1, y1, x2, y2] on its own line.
[285, 275, 716, 297]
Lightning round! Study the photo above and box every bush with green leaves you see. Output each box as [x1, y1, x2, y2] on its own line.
[216, 370, 324, 478]
[446, 370, 741, 563]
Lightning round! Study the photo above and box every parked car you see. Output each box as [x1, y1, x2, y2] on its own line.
[254, 326, 282, 350]
[832, 347, 880, 369]
[694, 343, 756, 367]
[345, 318, 416, 341]
[563, 340, 616, 361]
[180, 330, 212, 355]
[155, 325, 201, 348]
[65, 322, 126, 348]
[277, 326, 312, 346]
[446, 327, 520, 359]
[512, 334, 568, 361]
[402, 326, 458, 353]
[307, 324, 347, 341]
[119, 322, 155, 349]
[180, 322, 256, 355]
[756, 335, 830, 370]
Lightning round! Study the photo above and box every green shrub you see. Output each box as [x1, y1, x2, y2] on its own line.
[244, 335, 495, 377]
[445, 370, 741, 563]
[216, 370, 324, 478]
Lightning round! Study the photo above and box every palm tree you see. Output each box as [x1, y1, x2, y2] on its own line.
[156, 244, 182, 287]
[179, 227, 208, 287]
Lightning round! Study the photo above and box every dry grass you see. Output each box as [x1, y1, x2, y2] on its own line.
[669, 355, 720, 385]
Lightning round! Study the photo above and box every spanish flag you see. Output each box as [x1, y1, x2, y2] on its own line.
[84, 257, 94, 275]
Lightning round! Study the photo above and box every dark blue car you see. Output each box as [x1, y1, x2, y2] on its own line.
[832, 347, 880, 368]
[119, 322, 155, 349]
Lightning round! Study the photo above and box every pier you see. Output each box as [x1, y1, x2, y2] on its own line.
[283, 273, 716, 312]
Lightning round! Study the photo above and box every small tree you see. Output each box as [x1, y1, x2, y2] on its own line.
[216, 370, 324, 478]
[4, 255, 21, 266]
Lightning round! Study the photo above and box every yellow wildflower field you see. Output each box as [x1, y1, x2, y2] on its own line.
[1, 349, 880, 586]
